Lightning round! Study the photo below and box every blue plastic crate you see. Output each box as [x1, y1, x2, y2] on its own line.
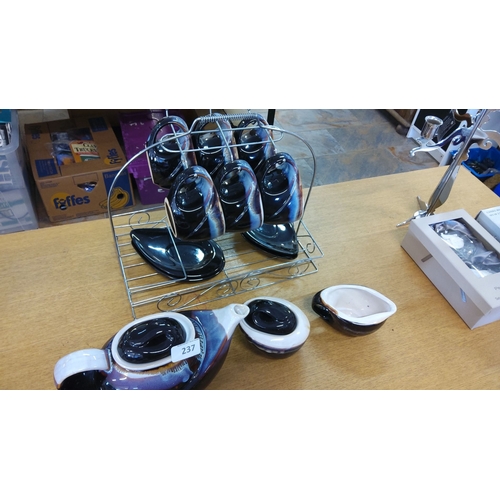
[0, 110, 12, 123]
[462, 146, 500, 179]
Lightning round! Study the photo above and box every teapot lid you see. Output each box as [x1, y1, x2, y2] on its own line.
[111, 312, 196, 371]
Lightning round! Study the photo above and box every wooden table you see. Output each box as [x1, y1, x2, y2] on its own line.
[3, 167, 500, 390]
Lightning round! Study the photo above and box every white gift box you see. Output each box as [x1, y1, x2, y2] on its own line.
[401, 209, 500, 329]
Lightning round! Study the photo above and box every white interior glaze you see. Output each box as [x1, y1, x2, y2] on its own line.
[320, 285, 397, 326]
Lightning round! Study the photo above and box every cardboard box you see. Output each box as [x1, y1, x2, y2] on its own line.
[401, 209, 500, 329]
[24, 115, 134, 222]
[476, 206, 500, 242]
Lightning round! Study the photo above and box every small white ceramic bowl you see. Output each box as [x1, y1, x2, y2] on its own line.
[312, 285, 397, 336]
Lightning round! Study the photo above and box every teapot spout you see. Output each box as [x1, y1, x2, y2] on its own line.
[213, 303, 251, 339]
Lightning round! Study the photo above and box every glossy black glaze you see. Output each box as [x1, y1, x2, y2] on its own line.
[130, 228, 225, 281]
[55, 304, 248, 390]
[178, 309, 231, 390]
[234, 116, 277, 170]
[244, 299, 297, 335]
[311, 291, 384, 336]
[192, 114, 237, 178]
[166, 165, 225, 241]
[242, 223, 298, 259]
[255, 152, 304, 224]
[194, 132, 227, 177]
[101, 310, 229, 390]
[59, 371, 107, 390]
[146, 116, 196, 188]
[213, 159, 263, 232]
[116, 317, 186, 364]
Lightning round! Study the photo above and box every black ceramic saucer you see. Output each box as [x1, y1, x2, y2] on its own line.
[130, 228, 225, 281]
[242, 223, 299, 259]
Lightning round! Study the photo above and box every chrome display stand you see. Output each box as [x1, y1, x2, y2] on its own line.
[107, 112, 323, 319]
[398, 109, 500, 227]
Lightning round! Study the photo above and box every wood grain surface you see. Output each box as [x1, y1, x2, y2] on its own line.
[2, 166, 500, 390]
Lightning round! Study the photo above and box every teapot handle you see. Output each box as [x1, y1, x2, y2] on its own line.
[54, 348, 110, 389]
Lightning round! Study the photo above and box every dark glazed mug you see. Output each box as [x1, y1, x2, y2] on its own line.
[234, 115, 277, 171]
[146, 115, 196, 189]
[213, 159, 264, 232]
[255, 152, 304, 224]
[192, 113, 238, 178]
[165, 165, 226, 241]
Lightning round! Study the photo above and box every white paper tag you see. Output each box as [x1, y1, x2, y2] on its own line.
[171, 338, 201, 362]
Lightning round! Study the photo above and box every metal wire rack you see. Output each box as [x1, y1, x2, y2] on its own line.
[107, 111, 323, 319]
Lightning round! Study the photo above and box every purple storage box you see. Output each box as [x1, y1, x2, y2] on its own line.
[119, 109, 168, 205]
[135, 177, 169, 206]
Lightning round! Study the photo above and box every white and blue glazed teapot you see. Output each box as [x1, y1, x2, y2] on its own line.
[54, 304, 249, 390]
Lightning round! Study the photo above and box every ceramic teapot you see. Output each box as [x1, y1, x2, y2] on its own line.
[54, 304, 250, 390]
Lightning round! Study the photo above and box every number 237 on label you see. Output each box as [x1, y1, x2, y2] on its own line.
[171, 339, 201, 362]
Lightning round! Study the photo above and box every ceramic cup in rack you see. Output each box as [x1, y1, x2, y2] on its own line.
[165, 165, 226, 241]
[213, 159, 264, 232]
[146, 115, 197, 189]
[234, 115, 277, 171]
[255, 151, 304, 224]
[192, 113, 239, 178]
[107, 111, 322, 323]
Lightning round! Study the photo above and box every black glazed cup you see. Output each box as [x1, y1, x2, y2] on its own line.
[213, 159, 264, 232]
[165, 165, 226, 241]
[234, 115, 277, 171]
[192, 113, 238, 178]
[146, 115, 197, 189]
[255, 151, 304, 224]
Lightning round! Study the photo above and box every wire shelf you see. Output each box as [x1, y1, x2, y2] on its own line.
[108, 111, 323, 319]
